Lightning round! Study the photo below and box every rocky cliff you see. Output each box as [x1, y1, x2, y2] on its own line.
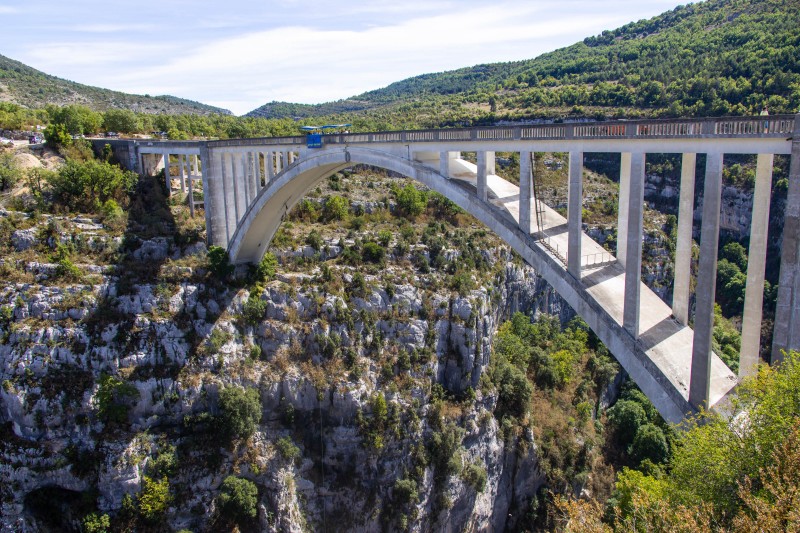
[0, 170, 593, 532]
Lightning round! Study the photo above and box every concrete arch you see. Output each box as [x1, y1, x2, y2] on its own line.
[228, 146, 695, 424]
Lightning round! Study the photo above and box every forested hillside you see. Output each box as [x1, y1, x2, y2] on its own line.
[0, 54, 231, 116]
[248, 0, 800, 123]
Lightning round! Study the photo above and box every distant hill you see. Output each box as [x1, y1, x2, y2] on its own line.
[246, 0, 800, 123]
[0, 54, 231, 115]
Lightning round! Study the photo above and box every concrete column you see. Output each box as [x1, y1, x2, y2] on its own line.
[617, 153, 631, 268]
[164, 154, 171, 195]
[567, 151, 583, 277]
[266, 152, 275, 182]
[246, 152, 257, 204]
[673, 153, 697, 326]
[439, 151, 450, 178]
[179, 155, 186, 193]
[519, 151, 534, 234]
[486, 151, 496, 175]
[221, 153, 237, 246]
[773, 130, 800, 362]
[199, 147, 217, 244]
[477, 151, 488, 202]
[187, 157, 195, 217]
[690, 152, 724, 409]
[235, 153, 247, 221]
[276, 152, 283, 174]
[623, 152, 646, 338]
[739, 153, 774, 376]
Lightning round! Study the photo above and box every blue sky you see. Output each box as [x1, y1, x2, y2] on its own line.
[1, 0, 686, 115]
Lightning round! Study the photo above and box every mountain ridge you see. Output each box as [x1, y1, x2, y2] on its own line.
[0, 53, 232, 115]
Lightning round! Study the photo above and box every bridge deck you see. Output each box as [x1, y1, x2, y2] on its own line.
[448, 159, 738, 408]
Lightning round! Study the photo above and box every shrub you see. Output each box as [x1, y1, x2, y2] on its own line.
[395, 183, 427, 218]
[49, 159, 137, 212]
[377, 229, 392, 247]
[81, 513, 110, 533]
[218, 476, 259, 524]
[95, 373, 140, 425]
[275, 436, 301, 462]
[207, 246, 233, 279]
[608, 399, 647, 447]
[219, 386, 262, 440]
[462, 461, 488, 493]
[242, 296, 267, 326]
[322, 195, 348, 221]
[362, 241, 386, 264]
[138, 476, 171, 522]
[305, 230, 323, 251]
[0, 151, 20, 191]
[629, 423, 670, 465]
[393, 478, 419, 505]
[254, 252, 278, 283]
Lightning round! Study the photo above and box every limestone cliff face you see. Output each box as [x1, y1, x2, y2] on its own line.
[0, 209, 568, 532]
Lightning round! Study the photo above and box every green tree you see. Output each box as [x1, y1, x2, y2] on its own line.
[207, 245, 233, 279]
[395, 183, 427, 218]
[138, 476, 171, 523]
[49, 159, 137, 212]
[608, 399, 647, 447]
[218, 386, 262, 440]
[103, 109, 140, 133]
[218, 476, 259, 525]
[322, 195, 349, 221]
[0, 151, 20, 191]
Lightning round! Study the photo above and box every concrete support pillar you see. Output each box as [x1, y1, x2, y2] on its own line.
[773, 128, 800, 362]
[623, 152, 646, 338]
[690, 152, 724, 409]
[234, 153, 247, 221]
[221, 153, 237, 246]
[276, 152, 283, 174]
[617, 153, 631, 268]
[486, 151, 496, 175]
[567, 151, 583, 277]
[187, 157, 195, 217]
[477, 151, 488, 202]
[266, 152, 275, 182]
[739, 153, 774, 376]
[199, 147, 216, 243]
[673, 153, 697, 326]
[439, 151, 450, 178]
[247, 152, 258, 204]
[164, 154, 171, 195]
[179, 155, 186, 193]
[519, 151, 534, 234]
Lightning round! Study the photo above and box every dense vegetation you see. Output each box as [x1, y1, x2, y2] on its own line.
[557, 350, 800, 532]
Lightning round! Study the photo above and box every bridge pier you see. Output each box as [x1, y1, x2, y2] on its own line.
[567, 151, 583, 277]
[623, 152, 646, 338]
[164, 154, 172, 194]
[519, 151, 534, 234]
[617, 152, 631, 269]
[477, 151, 490, 201]
[690, 152, 724, 409]
[739, 153, 774, 376]
[773, 125, 800, 362]
[673, 153, 697, 326]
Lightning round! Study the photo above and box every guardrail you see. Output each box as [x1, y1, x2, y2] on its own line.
[582, 251, 616, 269]
[162, 113, 795, 150]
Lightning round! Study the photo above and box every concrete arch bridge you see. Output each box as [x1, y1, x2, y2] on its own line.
[102, 114, 800, 425]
